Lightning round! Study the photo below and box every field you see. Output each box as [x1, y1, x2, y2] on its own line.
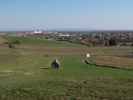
[0, 36, 133, 100]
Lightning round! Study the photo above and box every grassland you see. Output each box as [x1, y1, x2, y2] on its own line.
[0, 36, 133, 100]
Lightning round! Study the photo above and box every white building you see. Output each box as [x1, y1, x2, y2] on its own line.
[33, 30, 43, 34]
[58, 33, 71, 37]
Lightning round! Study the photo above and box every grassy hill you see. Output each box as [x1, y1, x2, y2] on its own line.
[0, 36, 133, 99]
[6, 36, 85, 47]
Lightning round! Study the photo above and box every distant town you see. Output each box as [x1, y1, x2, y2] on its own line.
[1, 30, 133, 47]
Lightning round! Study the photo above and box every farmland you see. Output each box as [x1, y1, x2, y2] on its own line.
[0, 36, 133, 100]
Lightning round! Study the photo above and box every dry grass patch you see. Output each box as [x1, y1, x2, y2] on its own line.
[93, 56, 133, 69]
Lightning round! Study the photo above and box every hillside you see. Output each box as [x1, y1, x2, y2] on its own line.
[0, 36, 132, 99]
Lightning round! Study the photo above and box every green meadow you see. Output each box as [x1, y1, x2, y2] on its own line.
[0, 36, 133, 100]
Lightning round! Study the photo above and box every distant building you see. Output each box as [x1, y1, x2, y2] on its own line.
[58, 33, 71, 37]
[33, 30, 43, 34]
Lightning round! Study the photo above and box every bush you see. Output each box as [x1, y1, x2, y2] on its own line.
[8, 43, 15, 48]
[12, 40, 21, 45]
[109, 38, 117, 46]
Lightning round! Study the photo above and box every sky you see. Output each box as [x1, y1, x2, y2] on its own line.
[0, 0, 133, 31]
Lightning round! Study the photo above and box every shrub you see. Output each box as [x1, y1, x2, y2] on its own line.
[12, 40, 21, 45]
[8, 43, 15, 48]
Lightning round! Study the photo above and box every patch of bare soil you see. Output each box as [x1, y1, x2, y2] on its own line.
[93, 56, 133, 69]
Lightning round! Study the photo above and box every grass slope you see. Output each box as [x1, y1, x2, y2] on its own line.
[6, 36, 85, 47]
[0, 36, 132, 99]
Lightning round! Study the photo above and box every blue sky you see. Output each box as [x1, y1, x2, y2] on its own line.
[0, 0, 133, 30]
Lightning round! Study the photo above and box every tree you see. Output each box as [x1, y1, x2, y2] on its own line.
[109, 38, 117, 46]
